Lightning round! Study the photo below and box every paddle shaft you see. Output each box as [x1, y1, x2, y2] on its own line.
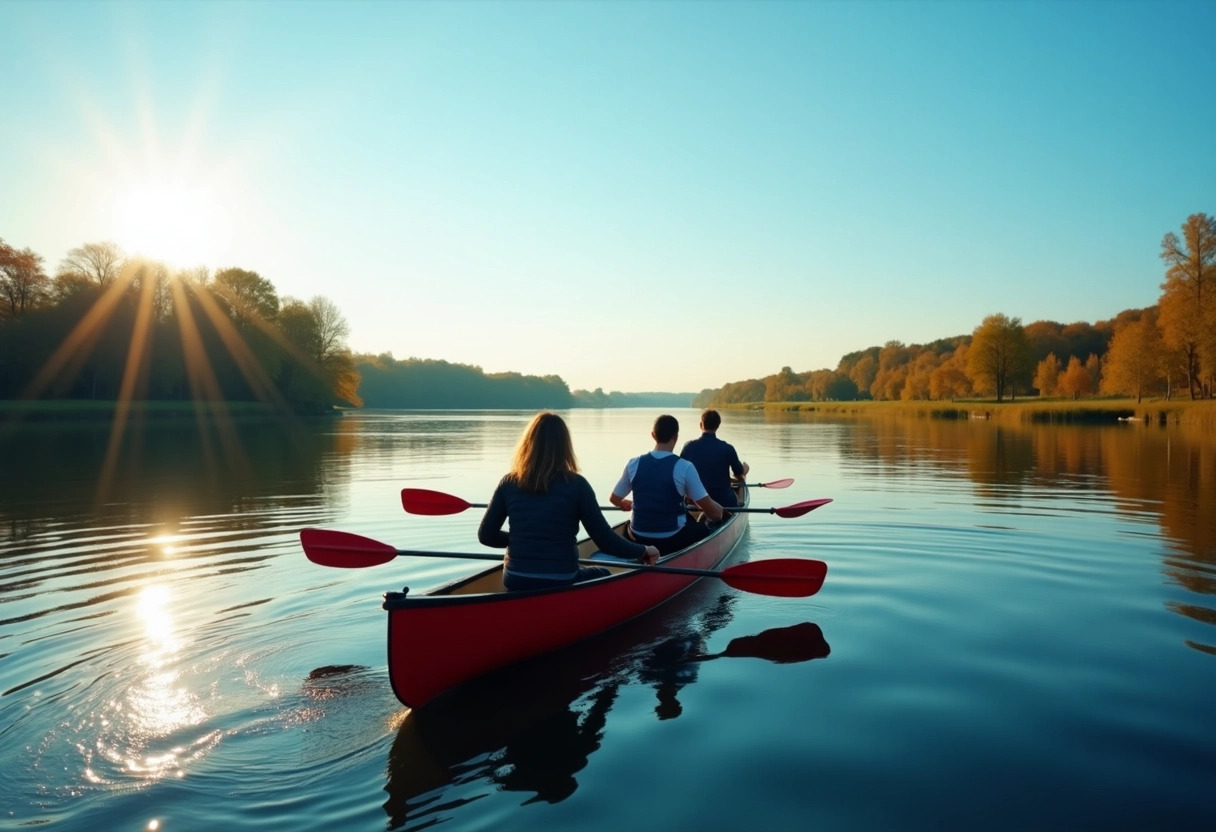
[408, 498, 821, 516]
[301, 527, 827, 597]
[384, 547, 745, 579]
[401, 487, 830, 519]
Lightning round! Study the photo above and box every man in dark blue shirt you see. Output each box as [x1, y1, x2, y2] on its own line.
[679, 409, 749, 508]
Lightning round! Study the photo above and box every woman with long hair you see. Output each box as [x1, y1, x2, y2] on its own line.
[478, 411, 659, 591]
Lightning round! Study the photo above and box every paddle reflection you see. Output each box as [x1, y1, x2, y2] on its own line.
[382, 598, 830, 829]
[640, 620, 832, 719]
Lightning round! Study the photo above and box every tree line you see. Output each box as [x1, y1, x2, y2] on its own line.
[0, 239, 359, 412]
[0, 236, 691, 411]
[9, 211, 1208, 411]
[695, 212, 1216, 406]
[353, 355, 694, 409]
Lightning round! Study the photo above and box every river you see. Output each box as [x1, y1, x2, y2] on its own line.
[1, 408, 1213, 831]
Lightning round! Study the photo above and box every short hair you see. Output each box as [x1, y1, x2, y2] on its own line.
[700, 409, 722, 431]
[653, 414, 679, 444]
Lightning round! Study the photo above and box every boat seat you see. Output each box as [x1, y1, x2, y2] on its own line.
[588, 551, 638, 563]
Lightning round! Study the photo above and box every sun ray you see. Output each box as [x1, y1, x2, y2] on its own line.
[98, 267, 160, 503]
[23, 274, 135, 400]
[168, 278, 250, 480]
[187, 285, 292, 408]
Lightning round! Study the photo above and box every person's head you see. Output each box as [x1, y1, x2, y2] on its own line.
[509, 411, 578, 492]
[700, 409, 722, 432]
[652, 414, 679, 445]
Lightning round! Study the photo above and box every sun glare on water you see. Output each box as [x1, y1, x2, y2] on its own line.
[112, 180, 229, 268]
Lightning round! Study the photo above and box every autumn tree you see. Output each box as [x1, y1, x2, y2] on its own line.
[900, 349, 938, 401]
[278, 299, 322, 357]
[213, 267, 280, 323]
[1061, 321, 1108, 365]
[822, 371, 859, 401]
[1100, 313, 1165, 402]
[1158, 212, 1216, 399]
[278, 294, 361, 407]
[1024, 321, 1069, 364]
[717, 378, 766, 404]
[0, 239, 50, 318]
[51, 271, 97, 302]
[967, 314, 1030, 401]
[765, 366, 807, 402]
[871, 341, 910, 401]
[310, 296, 351, 363]
[848, 354, 877, 400]
[928, 343, 971, 401]
[57, 241, 123, 287]
[1058, 355, 1094, 399]
[1033, 353, 1061, 396]
[1084, 354, 1101, 395]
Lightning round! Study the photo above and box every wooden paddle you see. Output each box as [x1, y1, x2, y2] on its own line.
[401, 488, 832, 518]
[300, 528, 828, 598]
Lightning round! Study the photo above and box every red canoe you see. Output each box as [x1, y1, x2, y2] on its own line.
[382, 485, 751, 708]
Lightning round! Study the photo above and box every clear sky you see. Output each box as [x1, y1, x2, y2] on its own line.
[2, 0, 1214, 393]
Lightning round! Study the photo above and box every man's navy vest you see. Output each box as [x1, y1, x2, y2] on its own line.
[632, 453, 684, 535]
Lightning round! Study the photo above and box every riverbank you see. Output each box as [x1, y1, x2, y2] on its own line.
[728, 398, 1216, 428]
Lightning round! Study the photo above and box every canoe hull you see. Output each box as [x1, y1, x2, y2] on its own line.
[383, 489, 749, 709]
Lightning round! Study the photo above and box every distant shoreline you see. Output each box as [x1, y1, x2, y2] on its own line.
[725, 398, 1216, 428]
[4, 397, 1213, 429]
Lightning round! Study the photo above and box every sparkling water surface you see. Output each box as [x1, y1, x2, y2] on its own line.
[1, 408, 1213, 831]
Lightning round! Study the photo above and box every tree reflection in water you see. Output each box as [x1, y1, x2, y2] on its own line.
[383, 592, 830, 829]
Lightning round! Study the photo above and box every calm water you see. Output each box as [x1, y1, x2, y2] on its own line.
[1, 408, 1214, 831]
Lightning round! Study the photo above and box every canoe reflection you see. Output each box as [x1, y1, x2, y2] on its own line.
[383, 598, 829, 828]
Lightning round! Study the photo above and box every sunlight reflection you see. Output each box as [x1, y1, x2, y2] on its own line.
[147, 533, 182, 557]
[136, 584, 178, 655]
[106, 583, 209, 782]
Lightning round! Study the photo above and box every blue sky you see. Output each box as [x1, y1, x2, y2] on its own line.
[2, 0, 1214, 393]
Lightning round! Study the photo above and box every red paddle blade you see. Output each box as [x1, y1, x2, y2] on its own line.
[719, 558, 828, 597]
[758, 478, 794, 489]
[301, 528, 398, 568]
[401, 488, 475, 515]
[774, 498, 833, 518]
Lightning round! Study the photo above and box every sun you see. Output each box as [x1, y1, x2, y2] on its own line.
[112, 180, 228, 268]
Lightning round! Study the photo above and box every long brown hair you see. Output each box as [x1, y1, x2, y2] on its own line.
[508, 411, 579, 492]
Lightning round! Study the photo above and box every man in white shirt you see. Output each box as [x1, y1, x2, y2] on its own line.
[609, 414, 726, 555]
